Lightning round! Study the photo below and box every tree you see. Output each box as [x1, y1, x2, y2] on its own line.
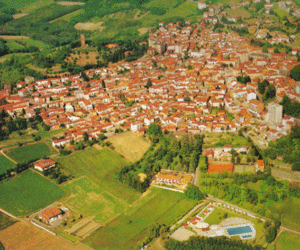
[101, 80, 106, 89]
[146, 78, 152, 89]
[80, 71, 90, 82]
[147, 123, 161, 136]
[98, 134, 107, 141]
[290, 64, 300, 81]
[184, 183, 205, 200]
[83, 132, 89, 142]
[265, 226, 277, 243]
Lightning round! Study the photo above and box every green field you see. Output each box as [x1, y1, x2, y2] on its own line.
[204, 133, 250, 148]
[5, 142, 57, 163]
[1, 0, 46, 10]
[0, 154, 16, 175]
[5, 40, 25, 51]
[0, 212, 16, 230]
[271, 198, 300, 231]
[57, 147, 139, 204]
[0, 170, 65, 216]
[226, 8, 251, 18]
[0, 128, 65, 149]
[14, 39, 51, 49]
[204, 207, 236, 225]
[274, 231, 300, 250]
[83, 187, 197, 250]
[61, 176, 128, 224]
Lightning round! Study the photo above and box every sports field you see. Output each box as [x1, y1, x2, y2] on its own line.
[107, 131, 151, 162]
[61, 176, 128, 225]
[57, 147, 139, 204]
[5, 142, 57, 163]
[83, 187, 197, 250]
[0, 153, 16, 175]
[0, 212, 16, 230]
[0, 170, 65, 217]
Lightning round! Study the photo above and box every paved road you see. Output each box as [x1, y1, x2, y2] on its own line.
[170, 202, 205, 230]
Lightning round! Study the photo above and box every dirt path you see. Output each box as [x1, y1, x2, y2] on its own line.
[57, 1, 85, 6]
[0, 35, 29, 39]
[0, 208, 19, 220]
[0, 149, 17, 164]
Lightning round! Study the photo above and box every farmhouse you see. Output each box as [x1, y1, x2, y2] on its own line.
[39, 207, 62, 224]
[34, 159, 56, 172]
[208, 163, 234, 173]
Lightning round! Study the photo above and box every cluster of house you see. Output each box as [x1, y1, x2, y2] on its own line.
[0, 18, 298, 150]
[153, 172, 193, 189]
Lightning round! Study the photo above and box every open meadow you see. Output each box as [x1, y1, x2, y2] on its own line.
[5, 142, 57, 163]
[57, 147, 140, 204]
[107, 131, 151, 162]
[83, 187, 197, 250]
[0, 170, 65, 217]
[0, 153, 16, 175]
[0, 212, 16, 230]
[273, 231, 300, 250]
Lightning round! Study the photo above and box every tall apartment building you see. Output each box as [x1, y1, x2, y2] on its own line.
[267, 102, 283, 126]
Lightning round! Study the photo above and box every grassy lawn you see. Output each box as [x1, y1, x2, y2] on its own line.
[14, 39, 51, 49]
[0, 170, 65, 217]
[5, 40, 25, 50]
[0, 153, 16, 175]
[0, 212, 17, 230]
[226, 8, 251, 18]
[83, 187, 197, 250]
[274, 231, 300, 250]
[204, 133, 250, 148]
[61, 176, 128, 225]
[204, 207, 236, 225]
[57, 147, 139, 204]
[107, 131, 151, 162]
[5, 142, 57, 163]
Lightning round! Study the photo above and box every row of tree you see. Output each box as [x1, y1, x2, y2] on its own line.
[165, 236, 261, 250]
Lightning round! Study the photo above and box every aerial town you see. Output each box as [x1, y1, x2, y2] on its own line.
[1, 0, 300, 250]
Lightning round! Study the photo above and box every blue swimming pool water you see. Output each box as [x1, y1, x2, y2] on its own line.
[242, 235, 252, 239]
[226, 226, 252, 236]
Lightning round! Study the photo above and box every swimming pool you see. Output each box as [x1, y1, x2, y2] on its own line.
[226, 226, 252, 236]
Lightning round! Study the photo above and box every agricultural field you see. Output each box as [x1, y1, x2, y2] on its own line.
[107, 131, 151, 162]
[0, 221, 93, 250]
[0, 153, 16, 175]
[5, 40, 25, 51]
[226, 8, 251, 18]
[57, 147, 140, 204]
[5, 142, 57, 163]
[273, 231, 300, 250]
[83, 187, 197, 250]
[61, 176, 128, 225]
[0, 212, 16, 231]
[234, 165, 256, 173]
[66, 49, 100, 66]
[203, 132, 250, 149]
[0, 0, 49, 10]
[0, 128, 65, 149]
[0, 170, 65, 217]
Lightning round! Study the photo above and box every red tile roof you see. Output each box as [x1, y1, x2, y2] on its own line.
[208, 163, 234, 173]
